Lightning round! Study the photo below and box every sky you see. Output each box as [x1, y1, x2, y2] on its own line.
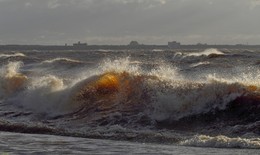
[0, 0, 260, 45]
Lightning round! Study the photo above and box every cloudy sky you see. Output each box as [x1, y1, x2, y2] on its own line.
[0, 0, 260, 45]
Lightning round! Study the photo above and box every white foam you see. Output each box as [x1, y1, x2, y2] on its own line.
[150, 78, 246, 121]
[180, 135, 260, 149]
[16, 75, 70, 114]
[206, 68, 260, 89]
[98, 57, 141, 75]
[0, 53, 26, 58]
[152, 49, 164, 52]
[187, 48, 224, 57]
[190, 61, 210, 68]
[149, 64, 180, 82]
[42, 57, 82, 64]
[1, 61, 23, 78]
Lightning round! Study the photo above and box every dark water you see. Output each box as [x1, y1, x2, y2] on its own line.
[0, 48, 260, 153]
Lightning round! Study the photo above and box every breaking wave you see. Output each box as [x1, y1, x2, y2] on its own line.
[173, 48, 225, 60]
[2, 59, 259, 118]
[187, 48, 224, 57]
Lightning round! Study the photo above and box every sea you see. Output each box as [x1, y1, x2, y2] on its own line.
[0, 48, 259, 154]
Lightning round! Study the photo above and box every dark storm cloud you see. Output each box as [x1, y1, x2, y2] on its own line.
[0, 0, 260, 45]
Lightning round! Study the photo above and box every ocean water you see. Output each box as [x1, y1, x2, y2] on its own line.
[0, 132, 259, 154]
[0, 48, 260, 154]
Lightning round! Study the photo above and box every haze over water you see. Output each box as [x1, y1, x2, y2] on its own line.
[1, 0, 260, 45]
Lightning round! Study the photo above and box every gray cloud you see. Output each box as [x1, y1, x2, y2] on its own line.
[0, 0, 259, 45]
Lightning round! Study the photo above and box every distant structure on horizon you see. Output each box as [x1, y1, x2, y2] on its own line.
[73, 41, 88, 47]
[168, 41, 181, 48]
[1, 40, 260, 51]
[128, 41, 140, 47]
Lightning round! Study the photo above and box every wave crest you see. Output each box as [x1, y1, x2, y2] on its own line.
[42, 57, 83, 64]
[0, 53, 26, 58]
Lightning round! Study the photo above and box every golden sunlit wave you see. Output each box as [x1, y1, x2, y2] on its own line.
[69, 71, 153, 119]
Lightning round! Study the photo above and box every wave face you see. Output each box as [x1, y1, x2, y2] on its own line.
[0, 49, 260, 149]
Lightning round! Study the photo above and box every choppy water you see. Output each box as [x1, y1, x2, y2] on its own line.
[0, 48, 260, 153]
